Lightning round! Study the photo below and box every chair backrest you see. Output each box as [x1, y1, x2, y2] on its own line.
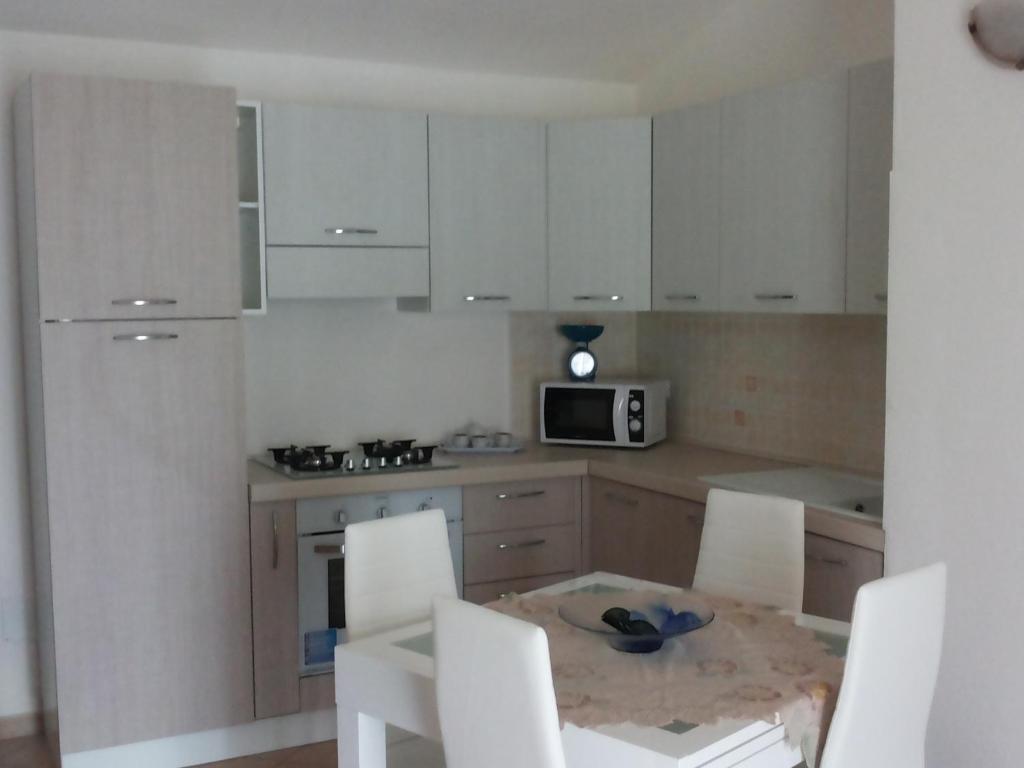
[433, 597, 566, 768]
[344, 508, 456, 641]
[820, 562, 947, 768]
[693, 488, 805, 611]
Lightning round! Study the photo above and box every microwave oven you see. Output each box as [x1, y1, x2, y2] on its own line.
[540, 380, 669, 448]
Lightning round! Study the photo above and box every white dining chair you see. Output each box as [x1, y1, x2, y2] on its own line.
[433, 596, 567, 768]
[693, 488, 805, 611]
[819, 562, 947, 768]
[344, 508, 457, 641]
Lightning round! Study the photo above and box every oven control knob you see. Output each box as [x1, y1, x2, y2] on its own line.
[629, 418, 642, 433]
[361, 457, 372, 470]
[335, 510, 348, 525]
[629, 399, 641, 413]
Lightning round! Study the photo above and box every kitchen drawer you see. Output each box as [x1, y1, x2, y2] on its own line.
[464, 572, 573, 605]
[803, 533, 883, 621]
[464, 477, 580, 534]
[464, 523, 578, 584]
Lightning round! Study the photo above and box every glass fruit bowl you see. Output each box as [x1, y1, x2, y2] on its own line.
[558, 593, 715, 654]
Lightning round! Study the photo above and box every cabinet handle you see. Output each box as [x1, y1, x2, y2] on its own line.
[805, 554, 849, 568]
[112, 333, 179, 342]
[325, 227, 378, 235]
[496, 490, 546, 501]
[497, 539, 546, 551]
[874, 293, 889, 303]
[574, 295, 623, 302]
[498, 592, 512, 599]
[464, 295, 510, 302]
[112, 298, 177, 307]
[314, 544, 343, 555]
[754, 293, 797, 301]
[271, 511, 279, 570]
[604, 492, 639, 508]
[665, 294, 700, 302]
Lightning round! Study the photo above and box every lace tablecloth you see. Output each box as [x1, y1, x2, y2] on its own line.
[488, 589, 844, 763]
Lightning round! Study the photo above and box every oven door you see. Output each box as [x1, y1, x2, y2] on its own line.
[297, 530, 346, 675]
[542, 385, 625, 445]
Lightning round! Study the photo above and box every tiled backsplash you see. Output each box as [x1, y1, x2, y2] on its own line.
[636, 313, 886, 474]
[509, 312, 638, 439]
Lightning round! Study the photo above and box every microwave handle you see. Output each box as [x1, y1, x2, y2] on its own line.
[612, 387, 628, 445]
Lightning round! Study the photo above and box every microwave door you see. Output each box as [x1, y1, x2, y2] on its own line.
[543, 387, 617, 442]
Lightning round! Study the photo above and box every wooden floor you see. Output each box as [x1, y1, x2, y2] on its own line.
[0, 734, 446, 768]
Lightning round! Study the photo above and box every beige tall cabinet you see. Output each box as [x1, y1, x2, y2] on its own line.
[15, 73, 252, 758]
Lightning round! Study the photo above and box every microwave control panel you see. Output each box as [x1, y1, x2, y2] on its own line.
[628, 390, 645, 443]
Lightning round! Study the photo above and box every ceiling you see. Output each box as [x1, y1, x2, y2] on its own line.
[0, 0, 726, 83]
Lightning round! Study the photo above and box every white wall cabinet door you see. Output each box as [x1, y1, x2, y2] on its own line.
[720, 72, 849, 313]
[428, 115, 547, 311]
[547, 118, 652, 312]
[846, 59, 894, 315]
[652, 102, 721, 312]
[262, 103, 428, 248]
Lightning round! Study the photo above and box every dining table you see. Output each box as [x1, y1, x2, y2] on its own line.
[333, 572, 851, 768]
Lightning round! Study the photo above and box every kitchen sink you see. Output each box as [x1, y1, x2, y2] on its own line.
[699, 467, 883, 522]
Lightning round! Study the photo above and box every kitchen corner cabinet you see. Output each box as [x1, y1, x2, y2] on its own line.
[251, 500, 301, 720]
[846, 59, 894, 315]
[587, 478, 705, 588]
[652, 101, 721, 312]
[262, 103, 429, 299]
[21, 73, 240, 321]
[720, 72, 849, 314]
[427, 115, 547, 311]
[547, 118, 652, 312]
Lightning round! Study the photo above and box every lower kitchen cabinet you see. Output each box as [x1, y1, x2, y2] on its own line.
[588, 478, 705, 588]
[463, 478, 582, 596]
[250, 500, 301, 720]
[803, 532, 884, 621]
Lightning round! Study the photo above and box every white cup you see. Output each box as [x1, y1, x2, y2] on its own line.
[471, 434, 490, 449]
[451, 433, 470, 448]
[494, 432, 512, 448]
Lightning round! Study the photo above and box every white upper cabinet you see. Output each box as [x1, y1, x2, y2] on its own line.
[846, 59, 894, 315]
[547, 118, 652, 312]
[720, 72, 849, 313]
[652, 102, 721, 312]
[262, 103, 428, 248]
[428, 115, 547, 311]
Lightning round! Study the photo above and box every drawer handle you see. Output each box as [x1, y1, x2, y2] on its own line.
[498, 592, 512, 599]
[875, 292, 889, 303]
[496, 490, 546, 501]
[314, 544, 342, 555]
[465, 295, 510, 302]
[574, 295, 622, 302]
[754, 293, 797, 301]
[325, 227, 378, 235]
[604, 492, 639, 508]
[272, 511, 279, 570]
[805, 554, 849, 568]
[665, 294, 699, 302]
[112, 298, 177, 307]
[497, 539, 546, 551]
[112, 333, 179, 342]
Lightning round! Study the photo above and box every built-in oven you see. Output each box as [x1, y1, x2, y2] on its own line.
[296, 487, 463, 675]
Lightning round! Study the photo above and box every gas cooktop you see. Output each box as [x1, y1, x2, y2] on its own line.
[254, 440, 458, 480]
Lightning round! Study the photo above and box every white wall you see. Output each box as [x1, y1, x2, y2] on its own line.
[636, 0, 894, 112]
[887, 2, 1024, 766]
[0, 28, 636, 721]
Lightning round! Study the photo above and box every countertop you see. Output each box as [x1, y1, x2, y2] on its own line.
[248, 442, 885, 552]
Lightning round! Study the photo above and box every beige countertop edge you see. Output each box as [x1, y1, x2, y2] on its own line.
[248, 444, 885, 553]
